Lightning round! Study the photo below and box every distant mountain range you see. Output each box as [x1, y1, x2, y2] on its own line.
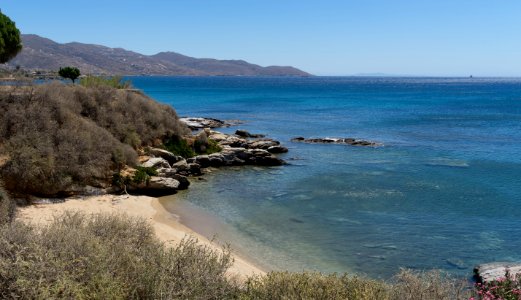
[7, 34, 310, 76]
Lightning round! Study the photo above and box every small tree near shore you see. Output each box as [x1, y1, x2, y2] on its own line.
[59, 66, 80, 84]
[0, 10, 23, 63]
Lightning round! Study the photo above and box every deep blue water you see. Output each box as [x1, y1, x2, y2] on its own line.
[130, 76, 521, 279]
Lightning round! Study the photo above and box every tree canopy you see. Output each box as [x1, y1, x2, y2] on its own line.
[59, 66, 81, 83]
[0, 10, 22, 64]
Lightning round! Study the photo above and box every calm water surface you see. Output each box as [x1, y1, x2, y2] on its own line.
[131, 76, 521, 279]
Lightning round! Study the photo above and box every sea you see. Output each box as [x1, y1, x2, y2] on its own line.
[129, 76, 521, 279]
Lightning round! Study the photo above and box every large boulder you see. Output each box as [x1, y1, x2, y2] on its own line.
[141, 157, 171, 169]
[130, 176, 180, 196]
[208, 153, 225, 167]
[148, 177, 180, 190]
[171, 174, 190, 190]
[156, 167, 178, 178]
[248, 139, 280, 150]
[148, 148, 184, 165]
[187, 163, 202, 176]
[194, 155, 211, 168]
[235, 129, 265, 138]
[267, 145, 289, 153]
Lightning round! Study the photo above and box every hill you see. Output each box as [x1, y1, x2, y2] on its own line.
[7, 34, 310, 76]
[0, 83, 189, 196]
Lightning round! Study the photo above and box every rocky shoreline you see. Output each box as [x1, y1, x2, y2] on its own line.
[26, 117, 388, 199]
[125, 119, 288, 196]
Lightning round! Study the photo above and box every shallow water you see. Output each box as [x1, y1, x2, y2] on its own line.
[132, 76, 521, 279]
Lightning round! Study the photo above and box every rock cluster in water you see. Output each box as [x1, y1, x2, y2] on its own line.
[291, 136, 381, 147]
[179, 117, 242, 130]
[127, 120, 287, 196]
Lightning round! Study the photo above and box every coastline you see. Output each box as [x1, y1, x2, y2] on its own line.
[16, 194, 265, 280]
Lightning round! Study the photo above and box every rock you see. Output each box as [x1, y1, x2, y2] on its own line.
[170, 174, 190, 190]
[148, 148, 183, 165]
[267, 145, 289, 153]
[156, 167, 178, 178]
[229, 157, 246, 165]
[172, 159, 189, 171]
[179, 117, 239, 130]
[209, 157, 223, 167]
[141, 157, 171, 169]
[291, 137, 381, 147]
[208, 132, 229, 142]
[148, 177, 180, 189]
[249, 139, 280, 150]
[229, 140, 249, 148]
[195, 155, 211, 168]
[131, 176, 180, 196]
[235, 149, 252, 161]
[252, 155, 285, 166]
[474, 262, 521, 283]
[208, 153, 224, 167]
[235, 129, 265, 138]
[188, 163, 202, 176]
[156, 168, 192, 186]
[446, 258, 467, 270]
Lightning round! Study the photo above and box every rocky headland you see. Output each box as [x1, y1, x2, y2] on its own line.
[124, 119, 288, 196]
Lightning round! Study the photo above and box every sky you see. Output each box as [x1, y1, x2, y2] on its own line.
[2, 1, 521, 76]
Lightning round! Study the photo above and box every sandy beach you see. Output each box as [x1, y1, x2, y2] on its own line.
[16, 194, 265, 280]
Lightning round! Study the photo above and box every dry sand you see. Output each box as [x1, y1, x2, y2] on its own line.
[17, 194, 265, 280]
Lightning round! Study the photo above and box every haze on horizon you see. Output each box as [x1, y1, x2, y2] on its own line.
[3, 0, 521, 77]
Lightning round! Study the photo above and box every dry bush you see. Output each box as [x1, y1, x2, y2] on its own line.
[0, 207, 476, 299]
[0, 212, 237, 299]
[242, 271, 392, 300]
[390, 268, 471, 300]
[0, 183, 15, 225]
[0, 82, 189, 195]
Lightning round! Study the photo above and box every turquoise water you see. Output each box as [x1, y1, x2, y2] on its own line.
[131, 76, 521, 279]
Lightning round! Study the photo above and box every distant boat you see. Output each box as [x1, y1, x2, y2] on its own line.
[470, 75, 473, 78]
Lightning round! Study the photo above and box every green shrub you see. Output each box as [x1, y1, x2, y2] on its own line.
[203, 138, 223, 155]
[59, 66, 80, 83]
[133, 166, 158, 184]
[79, 75, 132, 89]
[0, 212, 237, 299]
[164, 136, 196, 158]
[111, 172, 131, 189]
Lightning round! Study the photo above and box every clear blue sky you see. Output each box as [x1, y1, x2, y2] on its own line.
[2, 1, 521, 76]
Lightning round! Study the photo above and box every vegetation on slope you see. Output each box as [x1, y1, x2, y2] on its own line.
[0, 83, 189, 196]
[79, 75, 132, 89]
[0, 184, 15, 226]
[0, 207, 476, 299]
[0, 212, 236, 299]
